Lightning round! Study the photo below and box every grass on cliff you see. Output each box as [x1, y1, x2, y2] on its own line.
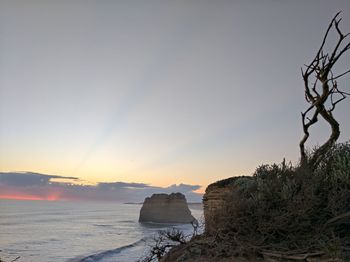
[142, 142, 350, 261]
[207, 141, 350, 260]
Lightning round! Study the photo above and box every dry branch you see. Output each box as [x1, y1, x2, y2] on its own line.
[299, 12, 350, 167]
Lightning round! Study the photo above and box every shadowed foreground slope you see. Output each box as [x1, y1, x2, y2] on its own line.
[160, 142, 350, 261]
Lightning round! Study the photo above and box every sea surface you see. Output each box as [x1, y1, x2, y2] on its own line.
[0, 200, 203, 262]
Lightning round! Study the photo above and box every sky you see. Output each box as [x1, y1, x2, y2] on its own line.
[0, 1, 350, 201]
[0, 171, 202, 202]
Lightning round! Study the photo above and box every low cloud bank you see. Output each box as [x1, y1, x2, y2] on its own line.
[0, 172, 202, 202]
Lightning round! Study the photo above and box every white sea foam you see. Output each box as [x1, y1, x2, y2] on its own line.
[0, 200, 203, 262]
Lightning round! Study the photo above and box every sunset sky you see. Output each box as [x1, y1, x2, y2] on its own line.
[0, 1, 350, 201]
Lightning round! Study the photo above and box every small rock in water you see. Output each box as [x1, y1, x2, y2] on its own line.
[139, 193, 195, 224]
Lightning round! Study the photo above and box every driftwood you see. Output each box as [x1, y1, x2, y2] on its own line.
[261, 250, 325, 261]
[325, 212, 350, 226]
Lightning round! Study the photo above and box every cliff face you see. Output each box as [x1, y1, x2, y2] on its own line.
[203, 176, 254, 235]
[160, 177, 256, 262]
[139, 193, 195, 224]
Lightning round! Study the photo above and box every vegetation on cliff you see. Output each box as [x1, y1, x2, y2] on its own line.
[147, 143, 349, 261]
[202, 142, 350, 261]
[142, 12, 350, 262]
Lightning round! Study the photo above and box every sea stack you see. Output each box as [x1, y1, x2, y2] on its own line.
[139, 193, 195, 224]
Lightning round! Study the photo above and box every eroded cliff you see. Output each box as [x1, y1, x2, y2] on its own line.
[139, 193, 195, 224]
[203, 176, 255, 235]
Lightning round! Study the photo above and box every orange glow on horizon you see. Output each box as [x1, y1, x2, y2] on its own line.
[0, 194, 62, 201]
[194, 188, 205, 194]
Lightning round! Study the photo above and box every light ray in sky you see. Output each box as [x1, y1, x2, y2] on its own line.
[74, 8, 215, 173]
[1, 1, 349, 189]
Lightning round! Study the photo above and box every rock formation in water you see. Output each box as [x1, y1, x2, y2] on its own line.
[139, 193, 195, 223]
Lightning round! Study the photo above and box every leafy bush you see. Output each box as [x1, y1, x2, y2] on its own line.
[210, 142, 350, 259]
[145, 142, 350, 261]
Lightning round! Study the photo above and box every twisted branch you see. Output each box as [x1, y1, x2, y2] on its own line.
[300, 12, 350, 167]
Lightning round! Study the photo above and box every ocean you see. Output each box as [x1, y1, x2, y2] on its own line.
[0, 200, 203, 262]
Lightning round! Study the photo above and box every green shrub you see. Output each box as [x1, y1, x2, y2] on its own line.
[211, 142, 350, 259]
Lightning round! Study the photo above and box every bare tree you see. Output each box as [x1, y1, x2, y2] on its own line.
[139, 228, 187, 262]
[300, 12, 350, 167]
